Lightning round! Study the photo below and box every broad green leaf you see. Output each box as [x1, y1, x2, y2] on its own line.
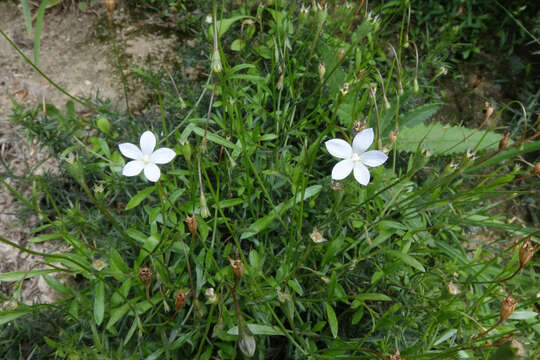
[287, 279, 304, 296]
[400, 103, 443, 129]
[509, 311, 537, 320]
[0, 269, 57, 282]
[126, 229, 147, 244]
[227, 324, 286, 336]
[397, 122, 505, 155]
[231, 39, 245, 51]
[241, 185, 322, 239]
[106, 303, 129, 330]
[208, 16, 250, 39]
[20, 0, 32, 36]
[326, 303, 338, 338]
[352, 293, 392, 307]
[0, 308, 33, 325]
[96, 116, 110, 134]
[125, 186, 155, 210]
[388, 250, 426, 272]
[94, 282, 105, 325]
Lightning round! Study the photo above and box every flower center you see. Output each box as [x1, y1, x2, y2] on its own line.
[351, 152, 362, 163]
[142, 154, 152, 164]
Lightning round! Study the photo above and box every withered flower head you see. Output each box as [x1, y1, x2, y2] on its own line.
[534, 162, 540, 175]
[498, 132, 510, 151]
[104, 0, 115, 20]
[519, 239, 536, 268]
[500, 294, 517, 322]
[310, 228, 327, 243]
[138, 266, 153, 286]
[228, 257, 244, 281]
[448, 281, 460, 296]
[186, 214, 198, 238]
[175, 288, 189, 312]
[389, 349, 406, 360]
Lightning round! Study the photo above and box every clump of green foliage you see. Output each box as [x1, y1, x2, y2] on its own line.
[1, 0, 539, 359]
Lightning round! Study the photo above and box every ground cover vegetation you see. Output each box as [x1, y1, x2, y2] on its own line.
[0, 0, 539, 358]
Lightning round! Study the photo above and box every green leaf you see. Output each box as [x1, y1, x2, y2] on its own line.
[287, 279, 304, 296]
[400, 103, 443, 129]
[433, 329, 457, 346]
[125, 186, 155, 210]
[231, 39, 246, 51]
[353, 293, 392, 304]
[33, 0, 50, 67]
[388, 250, 426, 272]
[0, 308, 33, 325]
[208, 16, 250, 39]
[20, 0, 32, 36]
[94, 282, 105, 326]
[240, 185, 322, 239]
[43, 275, 73, 295]
[509, 311, 538, 320]
[96, 116, 110, 134]
[326, 303, 338, 338]
[192, 126, 241, 151]
[227, 324, 286, 336]
[28, 232, 63, 243]
[397, 122, 505, 155]
[106, 303, 129, 330]
[0, 269, 57, 282]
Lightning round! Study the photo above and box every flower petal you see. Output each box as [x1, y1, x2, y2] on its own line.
[140, 131, 156, 155]
[325, 139, 352, 159]
[331, 159, 353, 180]
[353, 163, 370, 185]
[119, 143, 142, 160]
[352, 128, 374, 153]
[122, 160, 144, 176]
[151, 148, 176, 164]
[144, 163, 161, 182]
[361, 150, 388, 167]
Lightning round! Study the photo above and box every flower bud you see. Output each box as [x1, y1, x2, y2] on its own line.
[340, 82, 349, 95]
[383, 94, 391, 109]
[205, 287, 218, 303]
[228, 257, 244, 282]
[499, 132, 510, 151]
[500, 294, 517, 322]
[186, 214, 198, 239]
[200, 192, 210, 218]
[138, 266, 153, 287]
[175, 288, 189, 312]
[318, 63, 326, 82]
[519, 239, 536, 268]
[238, 317, 256, 357]
[211, 50, 222, 73]
[413, 78, 419, 93]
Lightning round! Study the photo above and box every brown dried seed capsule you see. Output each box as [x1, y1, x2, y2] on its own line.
[186, 214, 198, 239]
[337, 48, 346, 61]
[500, 294, 517, 322]
[138, 266, 153, 286]
[104, 0, 115, 19]
[228, 257, 244, 281]
[519, 239, 537, 268]
[499, 132, 510, 151]
[175, 288, 188, 311]
[534, 162, 540, 175]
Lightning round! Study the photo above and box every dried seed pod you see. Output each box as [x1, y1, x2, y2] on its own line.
[186, 214, 198, 239]
[498, 132, 510, 151]
[534, 162, 540, 175]
[104, 0, 115, 22]
[318, 63, 326, 82]
[519, 239, 536, 268]
[228, 257, 244, 282]
[337, 48, 346, 61]
[175, 288, 188, 312]
[500, 294, 517, 322]
[238, 317, 256, 357]
[138, 266, 153, 287]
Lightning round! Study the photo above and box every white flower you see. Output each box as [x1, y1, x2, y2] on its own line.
[119, 131, 176, 182]
[325, 128, 387, 186]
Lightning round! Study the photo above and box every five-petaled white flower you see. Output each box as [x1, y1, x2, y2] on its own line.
[119, 131, 176, 182]
[325, 128, 387, 186]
